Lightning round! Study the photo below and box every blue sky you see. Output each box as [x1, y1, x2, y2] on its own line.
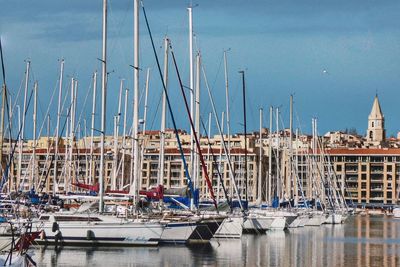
[1, 0, 400, 139]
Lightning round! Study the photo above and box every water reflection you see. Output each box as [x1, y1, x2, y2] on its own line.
[33, 215, 400, 267]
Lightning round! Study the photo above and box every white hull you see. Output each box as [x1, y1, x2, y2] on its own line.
[33, 215, 164, 246]
[305, 212, 327, 226]
[324, 213, 343, 224]
[214, 217, 243, 238]
[393, 208, 400, 218]
[243, 216, 274, 232]
[289, 214, 308, 228]
[269, 217, 286, 230]
[160, 221, 197, 243]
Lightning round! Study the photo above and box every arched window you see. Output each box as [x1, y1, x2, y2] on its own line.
[369, 131, 373, 139]
[372, 121, 374, 128]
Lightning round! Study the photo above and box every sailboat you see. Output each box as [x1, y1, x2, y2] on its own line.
[32, 0, 167, 247]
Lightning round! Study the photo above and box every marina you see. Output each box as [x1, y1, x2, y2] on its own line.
[1, 1, 400, 266]
[31, 215, 400, 267]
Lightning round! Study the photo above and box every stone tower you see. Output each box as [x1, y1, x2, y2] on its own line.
[366, 95, 385, 146]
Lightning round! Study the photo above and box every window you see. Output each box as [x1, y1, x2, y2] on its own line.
[361, 165, 367, 172]
[372, 122, 374, 128]
[369, 131, 373, 139]
[336, 165, 342, 172]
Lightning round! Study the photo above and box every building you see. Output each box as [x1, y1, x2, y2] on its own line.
[366, 95, 385, 147]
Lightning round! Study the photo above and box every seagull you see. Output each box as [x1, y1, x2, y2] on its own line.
[322, 69, 329, 75]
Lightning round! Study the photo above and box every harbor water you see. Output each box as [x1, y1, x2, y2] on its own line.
[32, 214, 400, 266]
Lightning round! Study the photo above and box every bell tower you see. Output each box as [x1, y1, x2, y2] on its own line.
[366, 95, 385, 146]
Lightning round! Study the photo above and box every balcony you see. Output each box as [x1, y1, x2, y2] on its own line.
[370, 186, 383, 191]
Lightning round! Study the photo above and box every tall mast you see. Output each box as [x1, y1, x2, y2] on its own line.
[288, 94, 293, 199]
[139, 68, 150, 188]
[89, 71, 97, 186]
[194, 52, 201, 191]
[112, 116, 117, 190]
[131, 0, 140, 203]
[32, 81, 37, 190]
[121, 87, 128, 190]
[188, 6, 195, 194]
[223, 51, 232, 196]
[99, 0, 107, 213]
[158, 37, 169, 187]
[268, 106, 273, 204]
[276, 107, 280, 200]
[258, 108, 263, 202]
[112, 79, 124, 190]
[68, 78, 75, 193]
[142, 69, 150, 135]
[202, 66, 244, 210]
[17, 60, 30, 190]
[54, 59, 64, 195]
[217, 112, 224, 203]
[239, 70, 248, 204]
[207, 112, 213, 198]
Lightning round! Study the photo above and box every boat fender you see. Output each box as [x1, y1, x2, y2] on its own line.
[40, 230, 46, 240]
[86, 230, 95, 240]
[52, 222, 59, 232]
[54, 230, 62, 244]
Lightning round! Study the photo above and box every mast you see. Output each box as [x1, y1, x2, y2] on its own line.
[223, 51, 233, 196]
[207, 112, 213, 198]
[89, 71, 97, 186]
[188, 6, 195, 196]
[288, 94, 293, 200]
[121, 87, 128, 190]
[112, 79, 124, 190]
[54, 59, 64, 195]
[158, 37, 169, 187]
[202, 66, 244, 210]
[131, 0, 140, 204]
[276, 107, 280, 200]
[268, 106, 273, 204]
[239, 70, 248, 204]
[17, 60, 30, 190]
[217, 112, 224, 203]
[99, 0, 107, 213]
[194, 52, 201, 192]
[68, 78, 75, 193]
[258, 108, 263, 202]
[139, 68, 150, 188]
[32, 81, 38, 189]
[112, 116, 117, 190]
[142, 69, 150, 135]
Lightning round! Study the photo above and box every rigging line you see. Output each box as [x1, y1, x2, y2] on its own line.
[19, 80, 58, 181]
[38, 105, 72, 193]
[0, 38, 6, 83]
[1, 89, 34, 190]
[8, 75, 25, 126]
[74, 79, 92, 134]
[36, 79, 58, 120]
[147, 88, 163, 133]
[199, 115, 232, 210]
[170, 42, 218, 210]
[201, 63, 244, 211]
[199, 52, 225, 119]
[0, 38, 12, 146]
[36, 80, 58, 140]
[141, 1, 195, 205]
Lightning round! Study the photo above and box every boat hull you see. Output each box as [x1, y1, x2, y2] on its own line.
[34, 221, 163, 247]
